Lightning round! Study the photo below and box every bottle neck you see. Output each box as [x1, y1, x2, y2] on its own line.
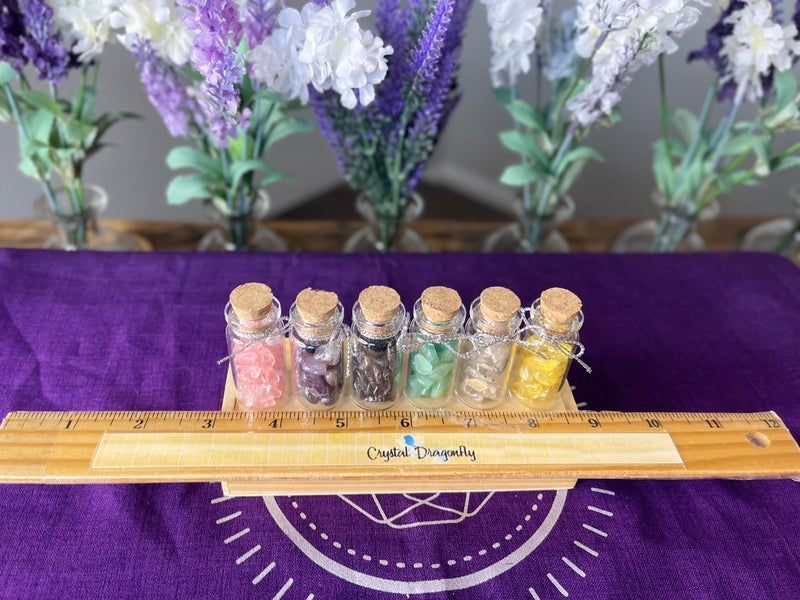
[528, 298, 583, 339]
[469, 297, 522, 336]
[290, 301, 344, 342]
[225, 299, 282, 335]
[352, 302, 406, 341]
[412, 298, 465, 336]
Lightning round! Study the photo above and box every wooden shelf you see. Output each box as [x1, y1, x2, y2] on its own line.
[0, 215, 774, 252]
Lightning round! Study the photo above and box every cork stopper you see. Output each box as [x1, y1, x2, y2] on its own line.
[540, 287, 582, 324]
[295, 287, 339, 324]
[479, 286, 521, 324]
[421, 286, 462, 323]
[229, 283, 273, 322]
[359, 285, 401, 324]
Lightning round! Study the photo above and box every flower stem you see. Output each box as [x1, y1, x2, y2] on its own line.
[673, 85, 716, 200]
[658, 56, 673, 165]
[3, 83, 60, 215]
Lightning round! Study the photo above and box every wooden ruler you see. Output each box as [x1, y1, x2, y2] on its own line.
[1, 410, 799, 495]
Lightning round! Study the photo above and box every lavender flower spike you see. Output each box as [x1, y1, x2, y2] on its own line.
[132, 38, 194, 137]
[408, 0, 455, 94]
[0, 0, 27, 71]
[18, 0, 71, 83]
[243, 0, 279, 50]
[180, 0, 245, 145]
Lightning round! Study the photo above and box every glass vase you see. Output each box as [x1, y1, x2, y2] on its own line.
[610, 193, 720, 253]
[482, 195, 574, 253]
[342, 192, 429, 253]
[198, 189, 288, 252]
[33, 184, 147, 251]
[740, 186, 800, 267]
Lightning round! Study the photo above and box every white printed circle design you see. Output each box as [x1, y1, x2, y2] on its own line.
[263, 490, 567, 594]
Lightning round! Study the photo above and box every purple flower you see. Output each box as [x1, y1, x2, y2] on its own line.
[180, 0, 245, 146]
[243, 0, 279, 50]
[0, 0, 27, 71]
[313, 0, 470, 205]
[132, 39, 196, 137]
[374, 0, 410, 117]
[688, 0, 745, 101]
[408, 0, 454, 94]
[17, 0, 71, 83]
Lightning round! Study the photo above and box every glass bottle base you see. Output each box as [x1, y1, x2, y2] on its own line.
[43, 225, 151, 251]
[609, 219, 706, 252]
[482, 222, 571, 252]
[198, 224, 289, 252]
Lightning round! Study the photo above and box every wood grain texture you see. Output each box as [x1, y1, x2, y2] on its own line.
[2, 408, 798, 496]
[0, 216, 771, 252]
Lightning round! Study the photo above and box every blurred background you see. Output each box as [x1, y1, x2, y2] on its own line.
[0, 5, 797, 222]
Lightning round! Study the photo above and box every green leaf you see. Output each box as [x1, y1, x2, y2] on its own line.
[17, 89, 64, 120]
[229, 158, 270, 193]
[769, 155, 800, 172]
[78, 88, 97, 123]
[166, 173, 215, 205]
[94, 111, 138, 139]
[651, 139, 676, 197]
[503, 100, 546, 132]
[252, 87, 286, 105]
[64, 120, 97, 147]
[672, 108, 699, 146]
[257, 171, 290, 187]
[23, 109, 54, 144]
[0, 62, 18, 85]
[499, 163, 545, 187]
[264, 117, 316, 148]
[721, 133, 764, 157]
[493, 88, 513, 106]
[166, 145, 224, 177]
[773, 69, 797, 111]
[554, 146, 603, 178]
[498, 130, 550, 170]
[556, 160, 586, 197]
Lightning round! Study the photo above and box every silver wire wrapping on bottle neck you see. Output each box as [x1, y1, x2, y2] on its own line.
[217, 315, 292, 365]
[396, 307, 590, 373]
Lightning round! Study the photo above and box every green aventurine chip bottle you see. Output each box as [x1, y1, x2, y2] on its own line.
[402, 286, 466, 409]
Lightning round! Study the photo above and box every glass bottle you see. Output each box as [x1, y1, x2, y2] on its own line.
[455, 287, 522, 410]
[402, 286, 466, 409]
[349, 286, 407, 410]
[290, 288, 345, 411]
[225, 282, 287, 410]
[508, 287, 583, 410]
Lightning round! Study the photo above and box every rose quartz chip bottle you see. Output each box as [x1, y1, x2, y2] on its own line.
[225, 282, 287, 410]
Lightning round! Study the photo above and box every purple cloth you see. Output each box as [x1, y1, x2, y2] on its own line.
[1, 249, 799, 599]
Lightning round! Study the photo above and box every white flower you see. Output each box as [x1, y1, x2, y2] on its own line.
[574, 0, 700, 58]
[110, 0, 194, 66]
[721, 0, 800, 102]
[248, 0, 392, 109]
[249, 9, 314, 104]
[569, 0, 702, 127]
[49, 0, 120, 62]
[481, 0, 544, 88]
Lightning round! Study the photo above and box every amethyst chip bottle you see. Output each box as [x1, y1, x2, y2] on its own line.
[289, 288, 345, 410]
[349, 285, 406, 411]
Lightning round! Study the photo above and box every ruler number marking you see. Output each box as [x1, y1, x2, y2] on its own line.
[645, 418, 662, 429]
[762, 418, 780, 429]
[705, 418, 722, 429]
[587, 417, 601, 428]
[133, 418, 147, 430]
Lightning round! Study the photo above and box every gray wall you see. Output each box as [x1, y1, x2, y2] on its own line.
[1, 7, 797, 221]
